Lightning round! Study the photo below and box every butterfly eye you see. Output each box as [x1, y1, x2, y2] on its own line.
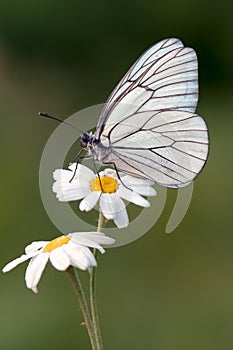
[80, 133, 90, 148]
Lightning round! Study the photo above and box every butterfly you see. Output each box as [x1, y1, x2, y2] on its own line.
[80, 38, 209, 188]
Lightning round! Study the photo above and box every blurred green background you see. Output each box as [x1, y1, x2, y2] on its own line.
[0, 0, 232, 349]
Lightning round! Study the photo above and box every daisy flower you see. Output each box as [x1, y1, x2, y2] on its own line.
[2, 232, 114, 293]
[53, 163, 156, 228]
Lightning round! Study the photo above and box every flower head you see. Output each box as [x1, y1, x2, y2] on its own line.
[53, 164, 156, 228]
[2, 232, 114, 293]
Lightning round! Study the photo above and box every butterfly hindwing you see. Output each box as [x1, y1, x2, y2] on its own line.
[101, 110, 208, 187]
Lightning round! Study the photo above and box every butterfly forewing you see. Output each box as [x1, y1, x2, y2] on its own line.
[96, 38, 198, 139]
[96, 38, 185, 138]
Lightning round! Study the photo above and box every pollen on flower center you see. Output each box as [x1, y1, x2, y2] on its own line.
[43, 235, 70, 253]
[90, 175, 118, 193]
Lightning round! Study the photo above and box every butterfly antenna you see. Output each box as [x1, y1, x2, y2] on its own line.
[38, 112, 83, 133]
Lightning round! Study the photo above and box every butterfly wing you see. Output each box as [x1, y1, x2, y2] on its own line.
[95, 38, 198, 139]
[95, 38, 208, 187]
[101, 110, 209, 187]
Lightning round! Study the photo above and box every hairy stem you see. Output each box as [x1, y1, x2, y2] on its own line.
[67, 266, 97, 350]
[90, 211, 105, 350]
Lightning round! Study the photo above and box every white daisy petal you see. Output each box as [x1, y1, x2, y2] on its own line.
[53, 169, 91, 201]
[53, 169, 72, 182]
[74, 237, 106, 254]
[71, 232, 115, 248]
[100, 194, 129, 228]
[99, 193, 118, 219]
[50, 248, 70, 271]
[25, 241, 48, 254]
[77, 245, 97, 270]
[68, 163, 95, 182]
[25, 253, 49, 293]
[66, 243, 97, 270]
[2, 254, 32, 273]
[120, 175, 156, 196]
[113, 205, 129, 228]
[79, 191, 100, 211]
[130, 185, 157, 196]
[122, 174, 154, 186]
[54, 185, 91, 201]
[117, 186, 150, 207]
[101, 168, 117, 178]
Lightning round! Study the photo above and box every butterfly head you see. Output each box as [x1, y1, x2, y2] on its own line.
[80, 132, 100, 149]
[80, 132, 90, 148]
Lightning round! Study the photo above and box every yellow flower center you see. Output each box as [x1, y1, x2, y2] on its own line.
[43, 235, 70, 253]
[90, 175, 118, 193]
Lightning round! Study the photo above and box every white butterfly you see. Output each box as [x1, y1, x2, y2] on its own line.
[81, 38, 209, 188]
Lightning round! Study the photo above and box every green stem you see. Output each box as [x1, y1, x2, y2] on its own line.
[67, 266, 97, 350]
[90, 211, 105, 350]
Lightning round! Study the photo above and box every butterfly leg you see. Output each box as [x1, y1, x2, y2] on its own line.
[92, 159, 104, 192]
[69, 149, 86, 183]
[102, 160, 132, 191]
